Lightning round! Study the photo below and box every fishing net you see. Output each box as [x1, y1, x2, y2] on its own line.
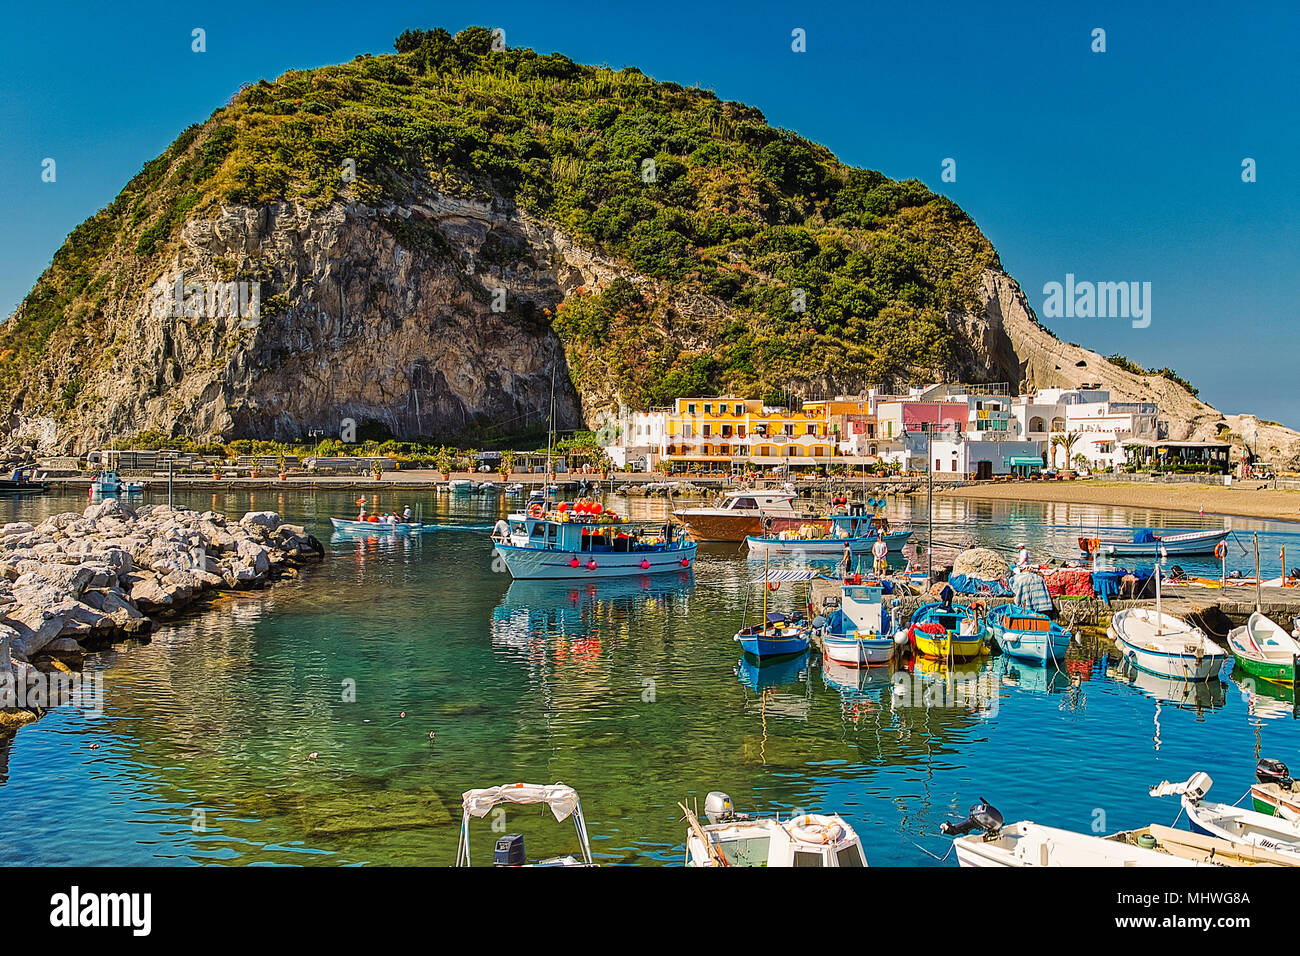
[952, 547, 1009, 581]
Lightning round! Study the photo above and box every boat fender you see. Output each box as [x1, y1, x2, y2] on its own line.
[570, 557, 581, 568]
[587, 559, 598, 570]
[640, 559, 650, 569]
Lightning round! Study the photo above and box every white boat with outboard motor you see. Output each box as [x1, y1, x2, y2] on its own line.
[941, 798, 1286, 866]
[454, 782, 595, 867]
[1150, 772, 1300, 861]
[681, 791, 867, 867]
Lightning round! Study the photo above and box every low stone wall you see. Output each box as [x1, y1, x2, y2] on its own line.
[891, 593, 1108, 626]
[0, 499, 324, 730]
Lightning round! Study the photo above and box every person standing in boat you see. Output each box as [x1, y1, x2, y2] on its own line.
[872, 534, 889, 576]
[402, 505, 412, 522]
[492, 517, 510, 543]
[840, 543, 852, 576]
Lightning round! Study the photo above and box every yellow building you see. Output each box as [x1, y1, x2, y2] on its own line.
[660, 396, 838, 473]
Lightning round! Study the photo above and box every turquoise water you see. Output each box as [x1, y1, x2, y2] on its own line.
[1, 487, 1298, 866]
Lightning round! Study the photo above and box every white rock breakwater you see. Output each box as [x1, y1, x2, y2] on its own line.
[0, 498, 323, 729]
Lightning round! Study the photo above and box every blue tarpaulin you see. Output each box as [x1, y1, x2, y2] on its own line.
[948, 573, 1012, 596]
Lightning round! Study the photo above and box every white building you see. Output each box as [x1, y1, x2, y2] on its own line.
[1012, 388, 1158, 471]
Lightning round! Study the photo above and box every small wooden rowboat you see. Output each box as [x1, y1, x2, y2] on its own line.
[330, 517, 434, 534]
[986, 605, 1072, 665]
[1108, 608, 1226, 680]
[1080, 527, 1229, 557]
[906, 602, 988, 662]
[1227, 612, 1300, 686]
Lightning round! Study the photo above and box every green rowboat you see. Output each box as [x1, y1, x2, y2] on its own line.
[1227, 612, 1300, 686]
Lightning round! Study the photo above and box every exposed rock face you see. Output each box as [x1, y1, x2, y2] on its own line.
[973, 271, 1300, 462]
[14, 196, 591, 452]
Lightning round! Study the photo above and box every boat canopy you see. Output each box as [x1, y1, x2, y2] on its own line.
[461, 782, 581, 822]
[748, 568, 825, 585]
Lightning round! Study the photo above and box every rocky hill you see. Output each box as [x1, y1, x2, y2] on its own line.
[2, 26, 1294, 464]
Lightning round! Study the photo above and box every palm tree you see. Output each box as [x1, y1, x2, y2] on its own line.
[1051, 431, 1081, 469]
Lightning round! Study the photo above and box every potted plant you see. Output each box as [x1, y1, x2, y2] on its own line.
[371, 460, 383, 481]
[499, 450, 516, 480]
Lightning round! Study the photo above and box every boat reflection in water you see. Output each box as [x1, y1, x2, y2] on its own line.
[822, 658, 894, 726]
[893, 658, 999, 718]
[734, 652, 811, 719]
[1230, 669, 1299, 721]
[490, 572, 694, 653]
[1112, 659, 1226, 712]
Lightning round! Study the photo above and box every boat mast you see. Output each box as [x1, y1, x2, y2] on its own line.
[1255, 531, 1261, 615]
[763, 549, 769, 624]
[546, 365, 557, 499]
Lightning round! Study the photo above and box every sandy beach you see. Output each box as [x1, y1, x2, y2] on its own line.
[940, 479, 1300, 523]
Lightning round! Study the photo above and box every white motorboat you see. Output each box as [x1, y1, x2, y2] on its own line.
[816, 580, 895, 667]
[942, 800, 1282, 867]
[1151, 772, 1300, 862]
[454, 782, 595, 866]
[682, 791, 867, 867]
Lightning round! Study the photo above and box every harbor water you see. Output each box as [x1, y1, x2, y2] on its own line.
[2, 488, 1298, 866]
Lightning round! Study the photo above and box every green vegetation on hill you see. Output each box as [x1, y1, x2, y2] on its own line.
[2, 25, 999, 418]
[1106, 354, 1199, 397]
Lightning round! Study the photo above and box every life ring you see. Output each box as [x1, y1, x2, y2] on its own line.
[767, 581, 781, 592]
[1214, 540, 1227, 559]
[527, 503, 544, 519]
[787, 816, 845, 845]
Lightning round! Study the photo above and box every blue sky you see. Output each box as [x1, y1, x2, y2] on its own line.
[1, 1, 1296, 423]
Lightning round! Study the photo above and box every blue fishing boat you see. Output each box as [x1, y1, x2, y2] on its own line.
[817, 581, 896, 667]
[492, 500, 696, 580]
[986, 604, 1074, 665]
[91, 469, 124, 496]
[747, 512, 910, 557]
[733, 565, 818, 659]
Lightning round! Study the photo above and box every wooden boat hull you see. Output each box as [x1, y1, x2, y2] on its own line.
[1108, 609, 1226, 681]
[1252, 784, 1300, 819]
[1227, 613, 1298, 686]
[734, 627, 811, 659]
[911, 631, 987, 662]
[330, 518, 428, 534]
[987, 608, 1072, 665]
[672, 512, 804, 542]
[821, 632, 895, 667]
[1093, 528, 1230, 557]
[493, 542, 697, 579]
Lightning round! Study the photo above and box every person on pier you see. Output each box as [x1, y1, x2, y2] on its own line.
[872, 534, 889, 576]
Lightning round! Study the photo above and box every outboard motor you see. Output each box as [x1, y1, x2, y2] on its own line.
[1256, 758, 1294, 790]
[703, 791, 751, 826]
[493, 833, 526, 866]
[940, 798, 1003, 837]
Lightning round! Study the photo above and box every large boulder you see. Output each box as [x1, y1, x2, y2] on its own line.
[240, 511, 282, 532]
[83, 498, 136, 522]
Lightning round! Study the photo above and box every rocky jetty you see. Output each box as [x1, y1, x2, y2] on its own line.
[0, 499, 323, 730]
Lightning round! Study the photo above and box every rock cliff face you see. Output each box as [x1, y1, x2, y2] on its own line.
[972, 271, 1300, 461]
[11, 195, 598, 452]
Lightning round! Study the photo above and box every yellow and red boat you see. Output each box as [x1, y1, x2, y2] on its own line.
[906, 601, 989, 662]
